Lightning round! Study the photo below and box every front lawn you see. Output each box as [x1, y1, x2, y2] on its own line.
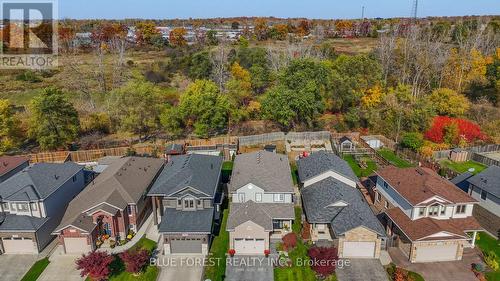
[274, 239, 318, 281]
[386, 263, 425, 281]
[378, 148, 413, 168]
[109, 266, 158, 281]
[204, 208, 229, 281]
[475, 232, 500, 281]
[440, 160, 487, 174]
[20, 257, 50, 281]
[343, 155, 377, 177]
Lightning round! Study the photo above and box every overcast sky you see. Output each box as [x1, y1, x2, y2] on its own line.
[58, 0, 500, 19]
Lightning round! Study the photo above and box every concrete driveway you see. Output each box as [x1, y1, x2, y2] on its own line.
[225, 256, 274, 281]
[336, 259, 389, 281]
[38, 254, 84, 281]
[157, 255, 205, 281]
[0, 254, 39, 281]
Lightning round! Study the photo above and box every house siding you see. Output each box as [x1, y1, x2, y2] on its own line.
[470, 184, 500, 216]
[232, 183, 293, 203]
[472, 204, 500, 237]
[43, 169, 86, 218]
[376, 177, 413, 216]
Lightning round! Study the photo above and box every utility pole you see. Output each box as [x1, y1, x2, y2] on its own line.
[361, 6, 365, 20]
[411, 0, 418, 22]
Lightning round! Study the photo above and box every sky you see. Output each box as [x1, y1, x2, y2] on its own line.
[58, 0, 500, 20]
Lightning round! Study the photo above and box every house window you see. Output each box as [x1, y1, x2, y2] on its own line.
[30, 202, 38, 211]
[72, 175, 77, 182]
[255, 193, 262, 202]
[2, 202, 9, 211]
[238, 193, 245, 202]
[197, 200, 201, 206]
[418, 207, 425, 216]
[274, 194, 285, 202]
[481, 190, 487, 200]
[184, 198, 194, 209]
[455, 205, 467, 214]
[273, 220, 283, 229]
[383, 182, 388, 189]
[177, 199, 182, 206]
[440, 207, 446, 215]
[428, 205, 440, 216]
[127, 205, 133, 215]
[17, 203, 29, 211]
[10, 203, 16, 210]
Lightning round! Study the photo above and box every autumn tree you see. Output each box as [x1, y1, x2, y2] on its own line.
[269, 24, 288, 40]
[136, 22, 160, 45]
[206, 30, 218, 45]
[307, 247, 338, 278]
[296, 20, 311, 37]
[361, 85, 384, 108]
[76, 251, 114, 281]
[254, 18, 269, 41]
[119, 249, 150, 274]
[0, 99, 23, 154]
[28, 88, 79, 150]
[428, 88, 470, 117]
[169, 27, 187, 47]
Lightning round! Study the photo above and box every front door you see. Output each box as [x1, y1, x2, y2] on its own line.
[103, 223, 111, 235]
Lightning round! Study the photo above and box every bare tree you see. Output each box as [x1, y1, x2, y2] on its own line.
[210, 42, 229, 91]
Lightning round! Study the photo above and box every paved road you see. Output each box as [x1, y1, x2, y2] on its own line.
[336, 259, 389, 281]
[157, 255, 205, 281]
[38, 254, 84, 281]
[225, 256, 274, 281]
[0, 254, 38, 281]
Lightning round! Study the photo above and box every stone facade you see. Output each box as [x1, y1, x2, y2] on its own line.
[410, 240, 464, 263]
[337, 226, 381, 258]
[473, 204, 500, 238]
[60, 226, 98, 253]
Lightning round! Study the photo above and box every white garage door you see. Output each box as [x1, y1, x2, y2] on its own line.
[2, 237, 36, 254]
[415, 243, 458, 262]
[343, 241, 375, 258]
[64, 237, 90, 254]
[234, 238, 265, 255]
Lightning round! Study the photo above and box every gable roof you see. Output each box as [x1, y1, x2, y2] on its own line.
[467, 166, 500, 198]
[158, 208, 214, 233]
[339, 136, 353, 144]
[0, 162, 83, 201]
[301, 177, 385, 236]
[377, 166, 476, 205]
[0, 156, 29, 177]
[450, 172, 474, 185]
[54, 157, 164, 232]
[148, 154, 222, 197]
[229, 151, 293, 193]
[297, 151, 358, 183]
[226, 201, 295, 231]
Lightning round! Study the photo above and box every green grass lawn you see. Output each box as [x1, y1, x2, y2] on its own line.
[440, 160, 487, 174]
[378, 148, 413, 168]
[204, 208, 229, 281]
[274, 239, 319, 281]
[292, 206, 302, 234]
[290, 162, 299, 185]
[20, 257, 50, 281]
[222, 161, 233, 183]
[475, 232, 500, 281]
[343, 155, 377, 177]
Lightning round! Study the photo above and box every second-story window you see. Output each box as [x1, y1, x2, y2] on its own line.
[238, 193, 245, 202]
[455, 205, 467, 214]
[127, 205, 133, 215]
[255, 193, 262, 202]
[480, 190, 487, 200]
[30, 202, 38, 211]
[17, 203, 29, 212]
[2, 202, 9, 211]
[428, 205, 440, 216]
[274, 194, 284, 202]
[419, 207, 425, 216]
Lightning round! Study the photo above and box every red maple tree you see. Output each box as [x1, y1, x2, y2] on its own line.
[424, 116, 486, 144]
[119, 249, 150, 274]
[282, 233, 298, 251]
[307, 247, 339, 278]
[76, 251, 114, 281]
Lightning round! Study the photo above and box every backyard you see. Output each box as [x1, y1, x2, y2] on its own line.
[378, 148, 413, 168]
[203, 208, 229, 281]
[343, 154, 377, 178]
[439, 160, 487, 174]
[475, 232, 500, 281]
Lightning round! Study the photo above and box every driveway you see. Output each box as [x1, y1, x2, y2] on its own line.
[157, 255, 204, 281]
[0, 254, 39, 281]
[225, 255, 274, 281]
[38, 254, 83, 281]
[389, 247, 481, 281]
[336, 259, 389, 281]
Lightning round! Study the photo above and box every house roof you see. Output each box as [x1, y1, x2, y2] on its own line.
[165, 143, 184, 155]
[54, 157, 164, 233]
[301, 177, 385, 236]
[450, 172, 474, 185]
[0, 156, 29, 177]
[148, 154, 222, 197]
[467, 166, 500, 198]
[229, 151, 293, 193]
[297, 151, 358, 183]
[339, 136, 353, 144]
[385, 208, 482, 241]
[158, 208, 213, 233]
[376, 166, 476, 205]
[0, 162, 83, 201]
[226, 201, 295, 231]
[0, 213, 49, 231]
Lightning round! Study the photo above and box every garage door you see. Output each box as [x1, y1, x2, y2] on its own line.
[415, 243, 458, 262]
[343, 241, 375, 258]
[64, 237, 90, 254]
[170, 238, 202, 254]
[234, 238, 265, 255]
[2, 237, 36, 254]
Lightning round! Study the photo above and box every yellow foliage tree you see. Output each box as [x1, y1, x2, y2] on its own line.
[442, 48, 488, 92]
[169, 27, 187, 47]
[361, 85, 384, 108]
[428, 88, 470, 117]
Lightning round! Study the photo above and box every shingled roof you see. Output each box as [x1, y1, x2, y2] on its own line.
[467, 165, 500, 198]
[377, 166, 476, 205]
[297, 151, 358, 183]
[148, 154, 222, 197]
[229, 151, 293, 193]
[226, 201, 295, 231]
[0, 156, 29, 177]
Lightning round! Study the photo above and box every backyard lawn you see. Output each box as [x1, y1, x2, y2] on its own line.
[440, 160, 487, 174]
[204, 208, 229, 281]
[378, 148, 413, 168]
[344, 155, 377, 177]
[290, 162, 299, 185]
[222, 161, 233, 183]
[20, 257, 50, 281]
[475, 232, 500, 281]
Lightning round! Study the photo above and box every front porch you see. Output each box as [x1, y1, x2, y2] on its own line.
[309, 223, 334, 242]
[270, 219, 293, 239]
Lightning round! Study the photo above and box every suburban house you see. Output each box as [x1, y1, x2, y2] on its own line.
[147, 154, 223, 255]
[465, 166, 500, 238]
[0, 162, 85, 254]
[375, 166, 483, 263]
[227, 151, 295, 255]
[53, 157, 164, 254]
[0, 156, 29, 183]
[297, 151, 386, 259]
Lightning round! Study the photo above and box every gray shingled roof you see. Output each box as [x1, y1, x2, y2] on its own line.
[0, 213, 49, 231]
[301, 177, 385, 236]
[229, 151, 293, 193]
[165, 143, 184, 154]
[158, 208, 213, 233]
[148, 154, 222, 197]
[226, 201, 295, 231]
[0, 162, 83, 201]
[297, 151, 358, 183]
[451, 172, 474, 185]
[54, 157, 164, 233]
[467, 166, 500, 198]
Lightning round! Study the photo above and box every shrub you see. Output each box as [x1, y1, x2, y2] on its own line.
[307, 247, 338, 278]
[484, 251, 499, 271]
[16, 70, 42, 83]
[81, 112, 112, 134]
[424, 116, 486, 145]
[119, 249, 150, 274]
[76, 251, 114, 281]
[400, 132, 424, 151]
[282, 233, 298, 251]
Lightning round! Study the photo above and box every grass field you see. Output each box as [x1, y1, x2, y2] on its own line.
[20, 257, 50, 281]
[204, 208, 229, 281]
[440, 160, 487, 174]
[343, 154, 377, 177]
[475, 232, 500, 281]
[378, 148, 413, 168]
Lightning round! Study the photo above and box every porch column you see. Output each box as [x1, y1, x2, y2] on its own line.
[471, 231, 477, 248]
[152, 197, 158, 225]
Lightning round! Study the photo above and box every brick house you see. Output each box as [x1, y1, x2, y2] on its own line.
[53, 157, 164, 254]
